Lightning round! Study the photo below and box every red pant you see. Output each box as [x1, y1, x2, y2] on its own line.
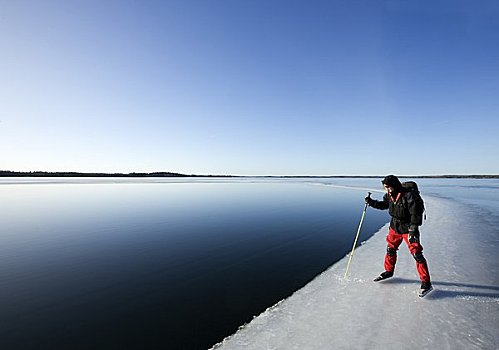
[385, 227, 431, 283]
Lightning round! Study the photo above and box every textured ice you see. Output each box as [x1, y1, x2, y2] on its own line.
[212, 195, 499, 350]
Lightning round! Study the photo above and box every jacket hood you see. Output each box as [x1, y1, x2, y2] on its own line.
[382, 175, 403, 190]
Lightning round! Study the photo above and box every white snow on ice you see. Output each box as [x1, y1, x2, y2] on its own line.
[212, 192, 499, 349]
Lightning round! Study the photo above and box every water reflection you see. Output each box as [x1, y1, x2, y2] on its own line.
[0, 180, 388, 349]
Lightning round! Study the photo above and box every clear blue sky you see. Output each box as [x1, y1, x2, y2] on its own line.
[1, 0, 498, 176]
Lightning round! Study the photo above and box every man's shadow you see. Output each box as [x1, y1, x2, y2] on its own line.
[381, 278, 499, 300]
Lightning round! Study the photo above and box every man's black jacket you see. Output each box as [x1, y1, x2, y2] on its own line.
[369, 190, 421, 234]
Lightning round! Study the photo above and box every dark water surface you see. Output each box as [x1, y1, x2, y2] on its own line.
[0, 179, 388, 349]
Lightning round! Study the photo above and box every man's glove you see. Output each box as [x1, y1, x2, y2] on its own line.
[365, 195, 374, 207]
[408, 227, 420, 244]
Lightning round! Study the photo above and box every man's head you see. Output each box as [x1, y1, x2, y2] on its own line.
[382, 175, 402, 194]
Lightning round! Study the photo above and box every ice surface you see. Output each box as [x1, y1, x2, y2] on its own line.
[212, 195, 499, 349]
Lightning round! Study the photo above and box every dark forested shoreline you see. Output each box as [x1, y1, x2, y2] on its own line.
[1, 171, 498, 179]
[0, 171, 190, 177]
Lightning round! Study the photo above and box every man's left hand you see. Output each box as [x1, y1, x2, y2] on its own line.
[408, 228, 419, 244]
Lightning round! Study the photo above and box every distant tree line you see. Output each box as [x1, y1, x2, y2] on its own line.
[410, 174, 499, 179]
[0, 171, 497, 178]
[0, 171, 190, 177]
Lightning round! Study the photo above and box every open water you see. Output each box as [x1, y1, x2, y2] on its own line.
[10, 177, 495, 349]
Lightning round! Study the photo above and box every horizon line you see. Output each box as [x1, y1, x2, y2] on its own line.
[1, 170, 498, 179]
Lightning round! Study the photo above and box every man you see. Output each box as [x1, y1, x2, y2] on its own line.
[365, 175, 433, 297]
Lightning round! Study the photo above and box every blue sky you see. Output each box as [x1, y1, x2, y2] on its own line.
[1, 0, 498, 176]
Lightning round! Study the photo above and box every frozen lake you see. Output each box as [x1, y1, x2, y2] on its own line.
[2, 176, 497, 349]
[0, 177, 389, 349]
[213, 177, 499, 350]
